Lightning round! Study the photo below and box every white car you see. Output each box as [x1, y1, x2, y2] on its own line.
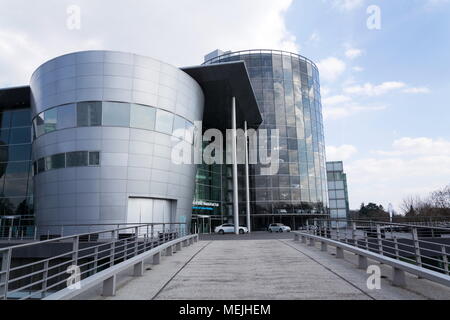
[215, 224, 249, 235]
[268, 223, 291, 233]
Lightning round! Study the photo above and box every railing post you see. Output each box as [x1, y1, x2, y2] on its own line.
[93, 246, 99, 274]
[313, 219, 317, 236]
[376, 224, 383, 255]
[0, 249, 12, 300]
[42, 260, 49, 297]
[336, 222, 340, 241]
[110, 230, 116, 267]
[102, 275, 116, 297]
[352, 222, 357, 246]
[442, 245, 449, 275]
[394, 236, 400, 260]
[153, 252, 161, 265]
[72, 236, 79, 267]
[358, 255, 368, 270]
[412, 228, 422, 268]
[8, 227, 12, 241]
[34, 226, 38, 241]
[365, 231, 370, 251]
[134, 227, 139, 256]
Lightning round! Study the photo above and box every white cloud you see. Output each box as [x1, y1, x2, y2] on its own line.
[307, 32, 321, 44]
[0, 0, 297, 86]
[402, 87, 431, 94]
[344, 81, 407, 96]
[345, 48, 363, 59]
[326, 145, 358, 161]
[322, 95, 351, 106]
[373, 137, 450, 156]
[352, 66, 364, 72]
[344, 82, 432, 96]
[331, 0, 365, 11]
[317, 57, 346, 82]
[345, 137, 450, 210]
[323, 104, 386, 120]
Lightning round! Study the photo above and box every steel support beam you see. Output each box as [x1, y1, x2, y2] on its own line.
[231, 97, 239, 235]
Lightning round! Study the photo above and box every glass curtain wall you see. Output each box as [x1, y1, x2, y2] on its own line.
[0, 108, 33, 235]
[205, 50, 328, 230]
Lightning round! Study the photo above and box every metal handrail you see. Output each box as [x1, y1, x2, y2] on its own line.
[0, 222, 189, 300]
[304, 218, 450, 277]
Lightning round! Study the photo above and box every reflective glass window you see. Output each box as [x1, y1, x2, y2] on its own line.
[9, 128, 30, 144]
[9, 145, 31, 161]
[89, 151, 100, 166]
[103, 102, 130, 127]
[44, 109, 57, 133]
[130, 104, 156, 131]
[0, 129, 10, 143]
[173, 116, 186, 139]
[5, 162, 29, 179]
[185, 121, 194, 144]
[4, 179, 28, 197]
[155, 109, 174, 135]
[49, 153, 66, 170]
[57, 104, 76, 130]
[66, 151, 88, 167]
[77, 102, 102, 127]
[1, 112, 11, 128]
[35, 113, 45, 137]
[37, 158, 45, 173]
[11, 110, 30, 127]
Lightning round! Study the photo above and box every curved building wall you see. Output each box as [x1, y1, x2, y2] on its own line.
[205, 50, 328, 219]
[30, 51, 204, 233]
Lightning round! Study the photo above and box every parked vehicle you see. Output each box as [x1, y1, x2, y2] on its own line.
[268, 223, 291, 233]
[214, 224, 249, 235]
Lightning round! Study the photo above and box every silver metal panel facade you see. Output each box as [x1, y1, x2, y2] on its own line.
[30, 51, 204, 233]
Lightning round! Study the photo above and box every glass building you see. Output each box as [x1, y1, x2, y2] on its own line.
[203, 50, 329, 230]
[327, 161, 349, 227]
[0, 86, 34, 237]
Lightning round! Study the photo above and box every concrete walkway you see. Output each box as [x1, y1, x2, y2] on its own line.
[87, 239, 450, 300]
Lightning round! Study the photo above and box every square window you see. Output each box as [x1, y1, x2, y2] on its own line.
[155, 109, 174, 135]
[89, 152, 100, 166]
[66, 151, 88, 167]
[130, 104, 156, 131]
[103, 102, 130, 127]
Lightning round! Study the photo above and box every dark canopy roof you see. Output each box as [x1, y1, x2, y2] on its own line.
[0, 86, 30, 111]
[181, 62, 262, 131]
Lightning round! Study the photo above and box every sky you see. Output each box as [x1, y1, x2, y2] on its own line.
[0, 0, 449, 212]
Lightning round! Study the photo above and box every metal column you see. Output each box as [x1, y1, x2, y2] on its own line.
[231, 97, 239, 235]
[244, 121, 251, 233]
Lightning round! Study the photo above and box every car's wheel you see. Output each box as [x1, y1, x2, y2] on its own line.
[239, 229, 245, 235]
[279, 228, 283, 233]
[219, 230, 225, 235]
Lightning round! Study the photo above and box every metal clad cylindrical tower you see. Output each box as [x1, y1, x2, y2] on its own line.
[205, 50, 328, 229]
[30, 51, 204, 235]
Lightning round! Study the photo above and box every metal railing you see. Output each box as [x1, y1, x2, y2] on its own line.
[302, 219, 450, 277]
[0, 222, 189, 300]
[0, 222, 189, 241]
